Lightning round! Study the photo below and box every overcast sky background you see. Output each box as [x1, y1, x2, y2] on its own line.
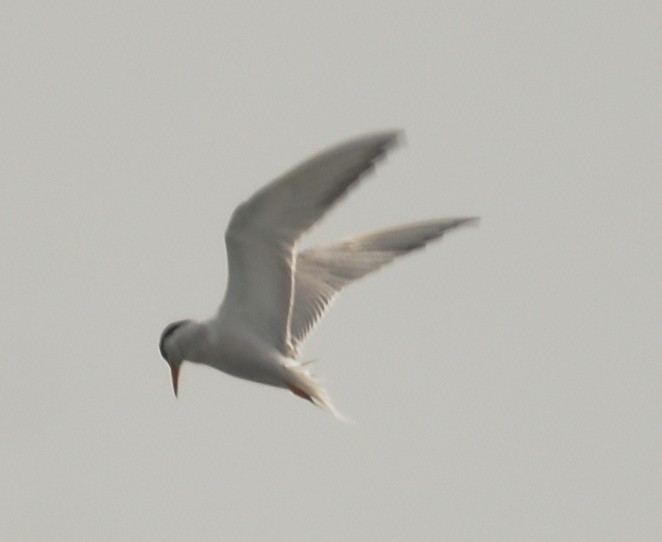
[2, 2, 660, 540]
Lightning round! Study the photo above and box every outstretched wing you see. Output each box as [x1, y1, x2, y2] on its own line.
[219, 131, 402, 356]
[289, 218, 478, 353]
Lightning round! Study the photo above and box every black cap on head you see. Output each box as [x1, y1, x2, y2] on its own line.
[159, 320, 190, 361]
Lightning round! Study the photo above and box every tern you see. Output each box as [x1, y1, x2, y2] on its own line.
[159, 131, 477, 419]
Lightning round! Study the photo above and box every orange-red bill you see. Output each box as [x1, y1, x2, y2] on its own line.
[170, 364, 180, 397]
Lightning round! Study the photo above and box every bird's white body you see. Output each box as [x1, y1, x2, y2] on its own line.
[194, 316, 290, 388]
[159, 131, 477, 419]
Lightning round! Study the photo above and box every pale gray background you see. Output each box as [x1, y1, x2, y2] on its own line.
[2, 1, 660, 540]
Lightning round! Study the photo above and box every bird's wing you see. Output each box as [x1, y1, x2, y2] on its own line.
[289, 218, 478, 353]
[219, 131, 401, 355]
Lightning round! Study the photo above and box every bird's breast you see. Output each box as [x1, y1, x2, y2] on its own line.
[198, 323, 287, 388]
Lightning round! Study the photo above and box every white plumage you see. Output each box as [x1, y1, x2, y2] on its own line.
[159, 131, 477, 419]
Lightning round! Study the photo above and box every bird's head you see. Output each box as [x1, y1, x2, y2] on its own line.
[159, 319, 191, 397]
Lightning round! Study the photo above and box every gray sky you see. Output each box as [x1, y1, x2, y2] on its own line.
[2, 1, 660, 540]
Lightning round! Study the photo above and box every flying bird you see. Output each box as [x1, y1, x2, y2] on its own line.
[159, 131, 477, 419]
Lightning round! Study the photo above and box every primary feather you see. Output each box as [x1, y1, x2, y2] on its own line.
[289, 218, 478, 353]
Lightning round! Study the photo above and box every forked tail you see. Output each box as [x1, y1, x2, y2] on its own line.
[285, 364, 351, 423]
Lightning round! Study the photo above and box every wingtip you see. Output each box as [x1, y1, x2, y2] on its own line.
[382, 129, 406, 147]
[357, 129, 405, 150]
[432, 216, 480, 233]
[456, 217, 481, 227]
[431, 217, 480, 237]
